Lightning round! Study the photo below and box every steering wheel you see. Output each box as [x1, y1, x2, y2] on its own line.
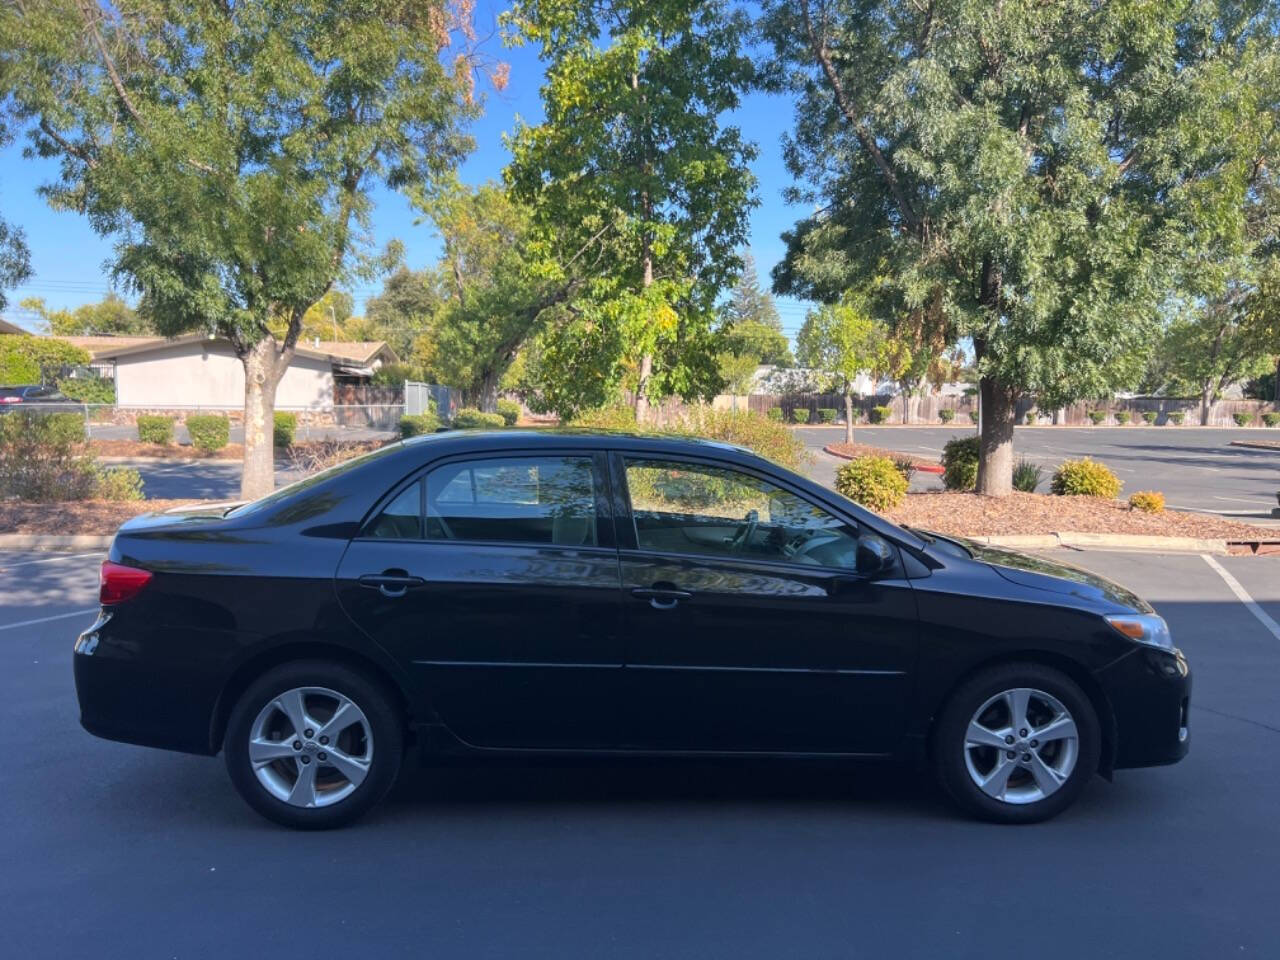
[726, 509, 759, 554]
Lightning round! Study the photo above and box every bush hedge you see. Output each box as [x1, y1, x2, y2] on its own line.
[1233, 411, 1255, 427]
[939, 408, 955, 423]
[496, 399, 521, 427]
[1087, 410, 1107, 425]
[186, 414, 230, 451]
[1115, 411, 1131, 425]
[1025, 411, 1037, 425]
[1264, 412, 1280, 428]
[57, 375, 115, 404]
[1012, 457, 1043, 493]
[967, 411, 979, 424]
[766, 407, 783, 421]
[1128, 490, 1165, 514]
[1142, 411, 1158, 424]
[0, 335, 91, 386]
[941, 435, 980, 491]
[452, 408, 506, 429]
[792, 408, 810, 424]
[1051, 458, 1122, 498]
[95, 466, 145, 501]
[818, 407, 837, 423]
[1168, 411, 1185, 425]
[136, 415, 174, 445]
[398, 412, 441, 437]
[0, 410, 96, 501]
[834, 455, 908, 511]
[273, 412, 297, 448]
[869, 405, 891, 424]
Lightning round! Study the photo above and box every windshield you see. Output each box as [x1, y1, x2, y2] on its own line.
[226, 442, 404, 518]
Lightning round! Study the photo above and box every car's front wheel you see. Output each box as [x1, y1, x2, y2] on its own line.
[224, 661, 403, 829]
[933, 662, 1100, 824]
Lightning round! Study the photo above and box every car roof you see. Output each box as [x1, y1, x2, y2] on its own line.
[401, 428, 767, 461]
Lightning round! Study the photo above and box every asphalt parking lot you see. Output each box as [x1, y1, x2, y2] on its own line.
[798, 425, 1280, 523]
[3, 546, 1278, 959]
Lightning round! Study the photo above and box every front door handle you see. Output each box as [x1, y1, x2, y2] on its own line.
[631, 587, 692, 610]
[358, 572, 426, 599]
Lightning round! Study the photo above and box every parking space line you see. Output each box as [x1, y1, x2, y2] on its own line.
[0, 553, 102, 570]
[0, 608, 100, 632]
[1201, 555, 1280, 642]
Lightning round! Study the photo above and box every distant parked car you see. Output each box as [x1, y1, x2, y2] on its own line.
[0, 385, 76, 407]
[75, 431, 1191, 829]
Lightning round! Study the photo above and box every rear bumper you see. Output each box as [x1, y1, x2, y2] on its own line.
[1097, 647, 1191, 769]
[73, 610, 219, 756]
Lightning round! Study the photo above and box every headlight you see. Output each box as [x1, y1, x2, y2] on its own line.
[1105, 613, 1173, 651]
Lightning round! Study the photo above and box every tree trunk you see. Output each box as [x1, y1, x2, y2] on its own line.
[1199, 382, 1213, 426]
[634, 241, 655, 424]
[476, 369, 500, 413]
[975, 375, 1016, 496]
[240, 338, 287, 501]
[1274, 356, 1279, 405]
[843, 390, 855, 444]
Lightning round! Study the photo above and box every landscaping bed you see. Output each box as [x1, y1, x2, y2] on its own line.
[0, 499, 209, 535]
[884, 492, 1278, 540]
[91, 438, 244, 459]
[824, 442, 944, 473]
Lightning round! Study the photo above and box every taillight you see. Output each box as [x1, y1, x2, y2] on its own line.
[0, 396, 21, 403]
[99, 561, 153, 605]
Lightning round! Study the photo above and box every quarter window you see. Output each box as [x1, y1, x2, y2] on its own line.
[623, 459, 864, 569]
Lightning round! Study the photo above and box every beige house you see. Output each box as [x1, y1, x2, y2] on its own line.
[61, 334, 398, 411]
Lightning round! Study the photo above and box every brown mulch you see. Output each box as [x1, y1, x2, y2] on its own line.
[1229, 438, 1280, 451]
[826, 441, 944, 472]
[91, 439, 244, 459]
[885, 492, 1279, 541]
[0, 499, 209, 535]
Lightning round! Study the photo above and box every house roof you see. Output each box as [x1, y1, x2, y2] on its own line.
[57, 333, 398, 366]
[0, 318, 33, 336]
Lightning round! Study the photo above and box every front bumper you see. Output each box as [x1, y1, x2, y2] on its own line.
[1096, 646, 1191, 769]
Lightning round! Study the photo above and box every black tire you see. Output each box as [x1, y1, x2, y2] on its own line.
[933, 662, 1100, 824]
[224, 660, 403, 829]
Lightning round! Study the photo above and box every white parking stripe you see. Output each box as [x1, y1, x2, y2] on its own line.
[0, 608, 100, 632]
[0, 552, 101, 570]
[1201, 555, 1280, 642]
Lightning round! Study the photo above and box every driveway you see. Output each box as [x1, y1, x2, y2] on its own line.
[2, 547, 1278, 959]
[798, 425, 1280, 523]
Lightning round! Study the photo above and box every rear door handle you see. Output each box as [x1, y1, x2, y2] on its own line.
[358, 573, 426, 599]
[631, 587, 692, 610]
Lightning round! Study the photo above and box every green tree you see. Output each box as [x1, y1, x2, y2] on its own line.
[2, 0, 479, 497]
[0, 115, 32, 313]
[505, 0, 757, 421]
[795, 297, 889, 443]
[1159, 306, 1274, 423]
[720, 253, 793, 367]
[363, 267, 445, 361]
[21, 293, 152, 336]
[763, 0, 1275, 493]
[717, 349, 760, 400]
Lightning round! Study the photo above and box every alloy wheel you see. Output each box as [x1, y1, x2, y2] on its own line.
[247, 686, 374, 808]
[962, 687, 1079, 805]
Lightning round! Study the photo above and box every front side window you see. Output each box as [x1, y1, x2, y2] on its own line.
[423, 456, 599, 546]
[624, 459, 864, 569]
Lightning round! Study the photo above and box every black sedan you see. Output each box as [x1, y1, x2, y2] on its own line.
[0, 384, 75, 407]
[74, 430, 1190, 828]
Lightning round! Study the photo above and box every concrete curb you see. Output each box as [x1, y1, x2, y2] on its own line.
[1227, 440, 1280, 452]
[822, 443, 945, 474]
[967, 532, 1233, 555]
[0, 534, 113, 552]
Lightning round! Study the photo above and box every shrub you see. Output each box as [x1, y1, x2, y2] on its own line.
[1233, 411, 1255, 427]
[1115, 411, 1131, 425]
[0, 410, 97, 501]
[818, 407, 837, 424]
[941, 435, 980, 491]
[369, 362, 417, 387]
[1168, 411, 1185, 425]
[869, 405, 891, 424]
[1263, 412, 1280, 428]
[1051, 458, 1122, 498]
[1087, 410, 1107, 425]
[57, 375, 115, 404]
[1142, 411, 1158, 424]
[1024, 411, 1037, 425]
[1012, 457, 1044, 493]
[273, 412, 297, 448]
[791, 408, 810, 424]
[967, 410, 979, 424]
[892, 455, 916, 482]
[186, 414, 230, 451]
[834, 455, 908, 511]
[136, 415, 174, 445]
[496, 398, 521, 427]
[766, 407, 783, 421]
[452, 408, 506, 429]
[939, 408, 955, 423]
[95, 466, 144, 501]
[0, 335, 91, 386]
[670, 408, 809, 472]
[398, 412, 441, 437]
[1128, 490, 1165, 514]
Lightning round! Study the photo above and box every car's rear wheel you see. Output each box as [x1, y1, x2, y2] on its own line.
[224, 661, 403, 829]
[933, 662, 1100, 824]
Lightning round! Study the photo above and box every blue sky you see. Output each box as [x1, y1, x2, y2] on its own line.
[0, 3, 814, 340]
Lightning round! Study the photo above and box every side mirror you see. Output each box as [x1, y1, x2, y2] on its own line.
[856, 534, 895, 576]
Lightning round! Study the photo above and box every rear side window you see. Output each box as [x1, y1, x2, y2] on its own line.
[368, 456, 600, 546]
